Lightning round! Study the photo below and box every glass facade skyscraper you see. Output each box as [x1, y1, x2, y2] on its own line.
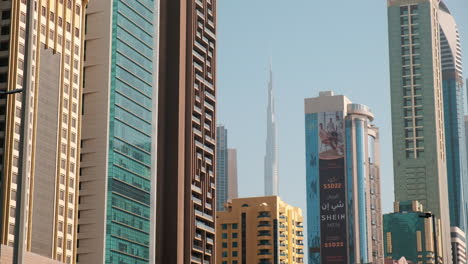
[216, 126, 228, 211]
[438, 1, 468, 234]
[387, 0, 452, 262]
[304, 92, 383, 264]
[77, 0, 158, 263]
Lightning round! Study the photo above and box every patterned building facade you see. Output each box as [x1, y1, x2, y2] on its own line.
[156, 0, 217, 263]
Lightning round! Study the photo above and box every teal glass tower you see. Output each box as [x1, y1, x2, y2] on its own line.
[77, 0, 158, 263]
[387, 0, 452, 262]
[438, 1, 468, 234]
[383, 201, 441, 263]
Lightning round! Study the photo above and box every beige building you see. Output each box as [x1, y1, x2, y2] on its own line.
[228, 148, 238, 200]
[216, 196, 305, 264]
[0, 0, 88, 263]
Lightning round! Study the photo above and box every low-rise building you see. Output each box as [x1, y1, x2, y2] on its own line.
[216, 196, 304, 264]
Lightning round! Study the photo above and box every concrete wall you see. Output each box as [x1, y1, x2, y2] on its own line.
[0, 245, 63, 264]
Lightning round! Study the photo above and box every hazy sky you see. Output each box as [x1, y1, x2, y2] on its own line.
[217, 0, 468, 217]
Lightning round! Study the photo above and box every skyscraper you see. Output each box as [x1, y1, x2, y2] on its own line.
[77, 0, 158, 263]
[217, 126, 228, 211]
[156, 0, 217, 263]
[304, 91, 383, 264]
[264, 64, 278, 196]
[384, 201, 442, 263]
[228, 148, 238, 200]
[387, 0, 452, 262]
[0, 0, 88, 263]
[216, 196, 305, 264]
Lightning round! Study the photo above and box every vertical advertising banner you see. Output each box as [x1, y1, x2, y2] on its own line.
[318, 111, 348, 263]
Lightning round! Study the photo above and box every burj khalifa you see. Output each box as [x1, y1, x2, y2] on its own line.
[264, 64, 279, 196]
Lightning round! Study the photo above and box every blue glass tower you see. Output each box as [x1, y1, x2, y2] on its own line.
[304, 92, 383, 264]
[439, 1, 468, 234]
[216, 126, 228, 211]
[77, 0, 158, 263]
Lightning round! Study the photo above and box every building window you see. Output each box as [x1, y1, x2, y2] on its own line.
[17, 75, 23, 86]
[12, 173, 17, 184]
[222, 233, 227, 239]
[222, 242, 227, 248]
[2, 10, 11, 20]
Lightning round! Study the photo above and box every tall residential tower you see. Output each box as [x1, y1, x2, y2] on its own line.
[304, 92, 383, 264]
[264, 64, 278, 196]
[156, 0, 217, 263]
[0, 0, 88, 263]
[77, 0, 158, 263]
[387, 0, 452, 262]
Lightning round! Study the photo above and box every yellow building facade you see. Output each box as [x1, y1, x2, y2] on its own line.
[216, 196, 305, 264]
[0, 0, 88, 263]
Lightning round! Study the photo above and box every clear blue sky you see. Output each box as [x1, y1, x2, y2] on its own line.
[217, 0, 468, 218]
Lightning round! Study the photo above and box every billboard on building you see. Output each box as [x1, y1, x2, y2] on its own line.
[318, 111, 348, 263]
